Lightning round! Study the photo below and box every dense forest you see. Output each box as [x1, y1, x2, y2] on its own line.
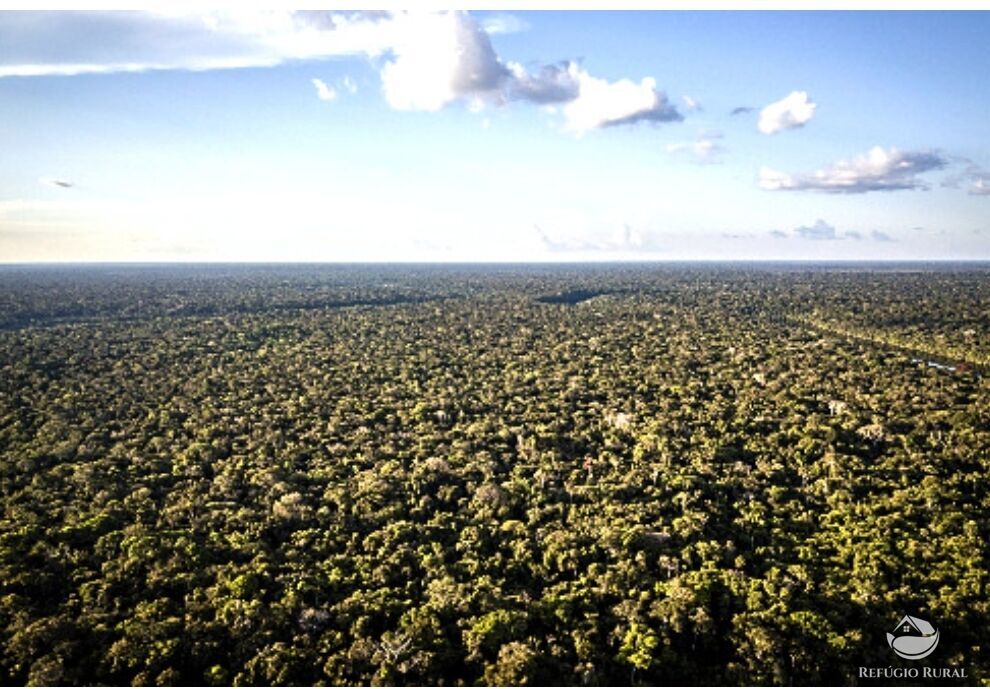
[1, 263, 988, 686]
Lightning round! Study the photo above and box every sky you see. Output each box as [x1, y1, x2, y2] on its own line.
[1, 9, 989, 262]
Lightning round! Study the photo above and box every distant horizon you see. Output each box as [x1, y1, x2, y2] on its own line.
[4, 258, 990, 267]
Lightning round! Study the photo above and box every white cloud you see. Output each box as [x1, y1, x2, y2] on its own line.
[757, 166, 795, 190]
[311, 78, 336, 101]
[972, 178, 990, 195]
[341, 75, 358, 94]
[563, 69, 682, 135]
[377, 16, 682, 134]
[506, 61, 580, 104]
[682, 95, 701, 110]
[759, 146, 948, 193]
[758, 90, 816, 134]
[380, 12, 508, 112]
[666, 132, 724, 163]
[373, 13, 682, 132]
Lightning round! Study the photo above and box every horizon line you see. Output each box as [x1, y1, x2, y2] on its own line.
[3, 258, 990, 267]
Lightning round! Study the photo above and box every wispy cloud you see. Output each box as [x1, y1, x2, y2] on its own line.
[757, 91, 816, 134]
[872, 229, 896, 242]
[311, 78, 336, 101]
[480, 13, 528, 35]
[759, 146, 948, 193]
[666, 132, 724, 163]
[41, 178, 74, 189]
[681, 95, 701, 111]
[941, 158, 990, 196]
[730, 106, 754, 116]
[536, 223, 662, 252]
[0, 11, 394, 77]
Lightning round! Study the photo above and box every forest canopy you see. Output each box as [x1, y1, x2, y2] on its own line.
[0, 263, 987, 686]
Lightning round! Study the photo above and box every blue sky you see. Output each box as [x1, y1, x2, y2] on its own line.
[1, 9, 988, 261]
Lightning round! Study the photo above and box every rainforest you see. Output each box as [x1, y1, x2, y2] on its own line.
[0, 263, 987, 686]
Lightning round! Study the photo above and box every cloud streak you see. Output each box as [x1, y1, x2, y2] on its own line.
[0, 11, 394, 77]
[760, 146, 948, 193]
[41, 178, 74, 189]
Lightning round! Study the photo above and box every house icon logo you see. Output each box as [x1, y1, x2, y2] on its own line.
[887, 615, 940, 660]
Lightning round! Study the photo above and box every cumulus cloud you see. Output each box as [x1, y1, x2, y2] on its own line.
[758, 91, 816, 134]
[759, 146, 948, 193]
[794, 219, 837, 240]
[506, 61, 580, 104]
[311, 78, 336, 101]
[666, 132, 724, 163]
[380, 12, 509, 111]
[562, 70, 682, 134]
